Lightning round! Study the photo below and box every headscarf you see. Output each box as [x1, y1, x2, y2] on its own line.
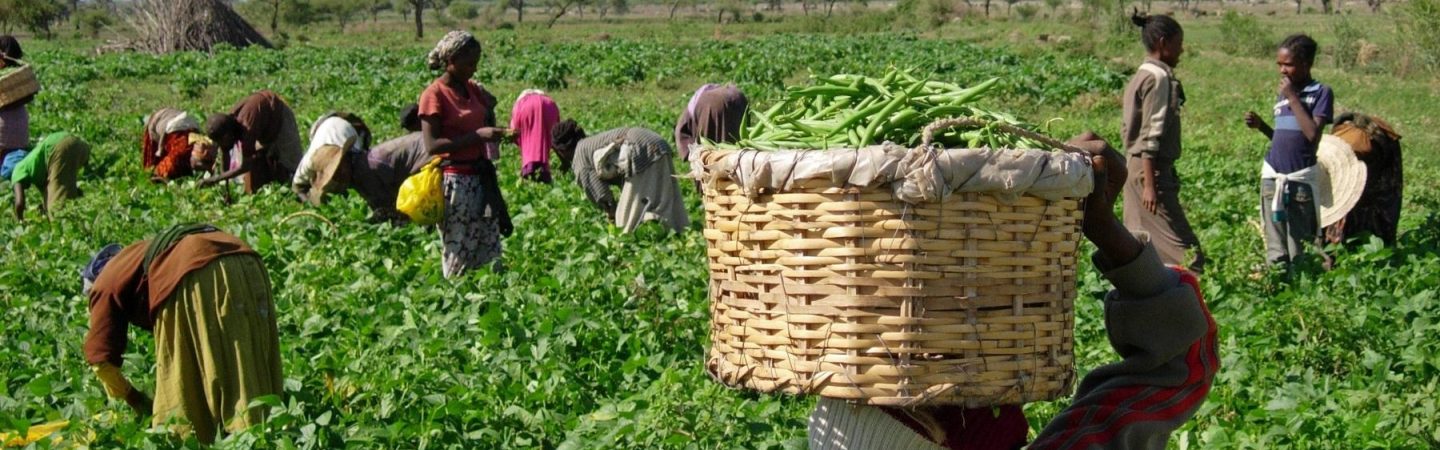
[426, 31, 478, 71]
[1, 150, 25, 179]
[190, 133, 216, 169]
[80, 243, 123, 295]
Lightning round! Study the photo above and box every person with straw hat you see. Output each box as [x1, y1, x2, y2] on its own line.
[292, 107, 434, 224]
[1326, 112, 1401, 247]
[140, 108, 217, 183]
[808, 132, 1218, 450]
[293, 111, 370, 203]
[200, 90, 304, 194]
[81, 224, 283, 444]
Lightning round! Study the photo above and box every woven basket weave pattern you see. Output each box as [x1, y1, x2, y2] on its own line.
[0, 65, 39, 109]
[703, 160, 1082, 407]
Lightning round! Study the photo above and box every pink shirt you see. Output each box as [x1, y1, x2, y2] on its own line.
[509, 91, 560, 172]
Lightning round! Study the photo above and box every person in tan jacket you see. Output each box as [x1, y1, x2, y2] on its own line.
[1120, 12, 1206, 274]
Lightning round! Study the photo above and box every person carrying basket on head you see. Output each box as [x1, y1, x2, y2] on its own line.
[807, 133, 1219, 450]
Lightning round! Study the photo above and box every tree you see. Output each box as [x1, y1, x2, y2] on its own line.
[1320, 0, 1332, 13]
[408, 0, 424, 38]
[429, 0, 452, 23]
[315, 0, 361, 31]
[1005, 0, 1018, 15]
[14, 0, 66, 37]
[668, 0, 686, 19]
[1043, 0, 1062, 15]
[545, 0, 581, 27]
[984, 0, 991, 16]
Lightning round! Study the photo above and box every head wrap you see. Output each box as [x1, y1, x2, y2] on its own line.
[190, 133, 216, 169]
[1, 150, 26, 179]
[426, 30, 479, 71]
[80, 243, 124, 295]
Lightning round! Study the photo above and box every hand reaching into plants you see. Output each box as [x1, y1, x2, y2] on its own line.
[124, 389, 152, 417]
[1069, 131, 1143, 267]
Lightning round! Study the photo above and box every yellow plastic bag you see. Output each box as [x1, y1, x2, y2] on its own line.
[396, 157, 444, 226]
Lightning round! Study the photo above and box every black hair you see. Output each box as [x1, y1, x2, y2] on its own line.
[1279, 33, 1318, 65]
[205, 113, 241, 141]
[1131, 10, 1183, 52]
[551, 119, 586, 153]
[0, 35, 22, 61]
[550, 119, 586, 171]
[399, 104, 421, 132]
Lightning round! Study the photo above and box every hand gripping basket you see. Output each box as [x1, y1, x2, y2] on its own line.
[0, 62, 40, 109]
[697, 119, 1095, 407]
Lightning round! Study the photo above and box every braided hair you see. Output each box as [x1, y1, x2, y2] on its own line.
[1279, 33, 1318, 65]
[1131, 10, 1183, 52]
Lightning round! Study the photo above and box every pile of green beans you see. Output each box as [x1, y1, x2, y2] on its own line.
[725, 68, 1051, 151]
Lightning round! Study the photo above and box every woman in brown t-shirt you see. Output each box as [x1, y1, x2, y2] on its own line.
[201, 90, 304, 194]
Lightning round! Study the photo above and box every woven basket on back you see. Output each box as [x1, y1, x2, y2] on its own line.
[0, 63, 40, 109]
[699, 119, 1092, 407]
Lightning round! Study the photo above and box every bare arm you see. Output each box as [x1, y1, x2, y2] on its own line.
[201, 142, 251, 186]
[420, 116, 504, 156]
[1244, 111, 1275, 140]
[13, 183, 24, 220]
[1140, 157, 1158, 214]
[1285, 92, 1323, 144]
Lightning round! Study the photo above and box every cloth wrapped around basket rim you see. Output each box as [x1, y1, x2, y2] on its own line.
[693, 144, 1095, 204]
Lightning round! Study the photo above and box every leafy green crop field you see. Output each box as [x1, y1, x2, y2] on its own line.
[3, 12, 1439, 449]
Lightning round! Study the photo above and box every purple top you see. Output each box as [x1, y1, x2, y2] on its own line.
[1265, 81, 1334, 174]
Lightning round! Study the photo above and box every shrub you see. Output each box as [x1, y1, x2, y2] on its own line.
[920, 0, 957, 27]
[1016, 4, 1039, 20]
[1218, 11, 1274, 58]
[1400, 0, 1440, 69]
[76, 7, 115, 39]
[1329, 16, 1365, 69]
[449, 1, 480, 20]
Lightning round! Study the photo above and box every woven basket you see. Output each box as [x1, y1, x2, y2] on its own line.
[701, 119, 1090, 407]
[0, 62, 39, 110]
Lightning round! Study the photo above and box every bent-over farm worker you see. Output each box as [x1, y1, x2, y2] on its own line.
[552, 121, 689, 234]
[82, 224, 283, 444]
[140, 108, 216, 183]
[5, 132, 90, 221]
[202, 90, 304, 194]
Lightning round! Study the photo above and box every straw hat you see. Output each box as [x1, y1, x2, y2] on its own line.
[1315, 134, 1367, 228]
[307, 144, 350, 206]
